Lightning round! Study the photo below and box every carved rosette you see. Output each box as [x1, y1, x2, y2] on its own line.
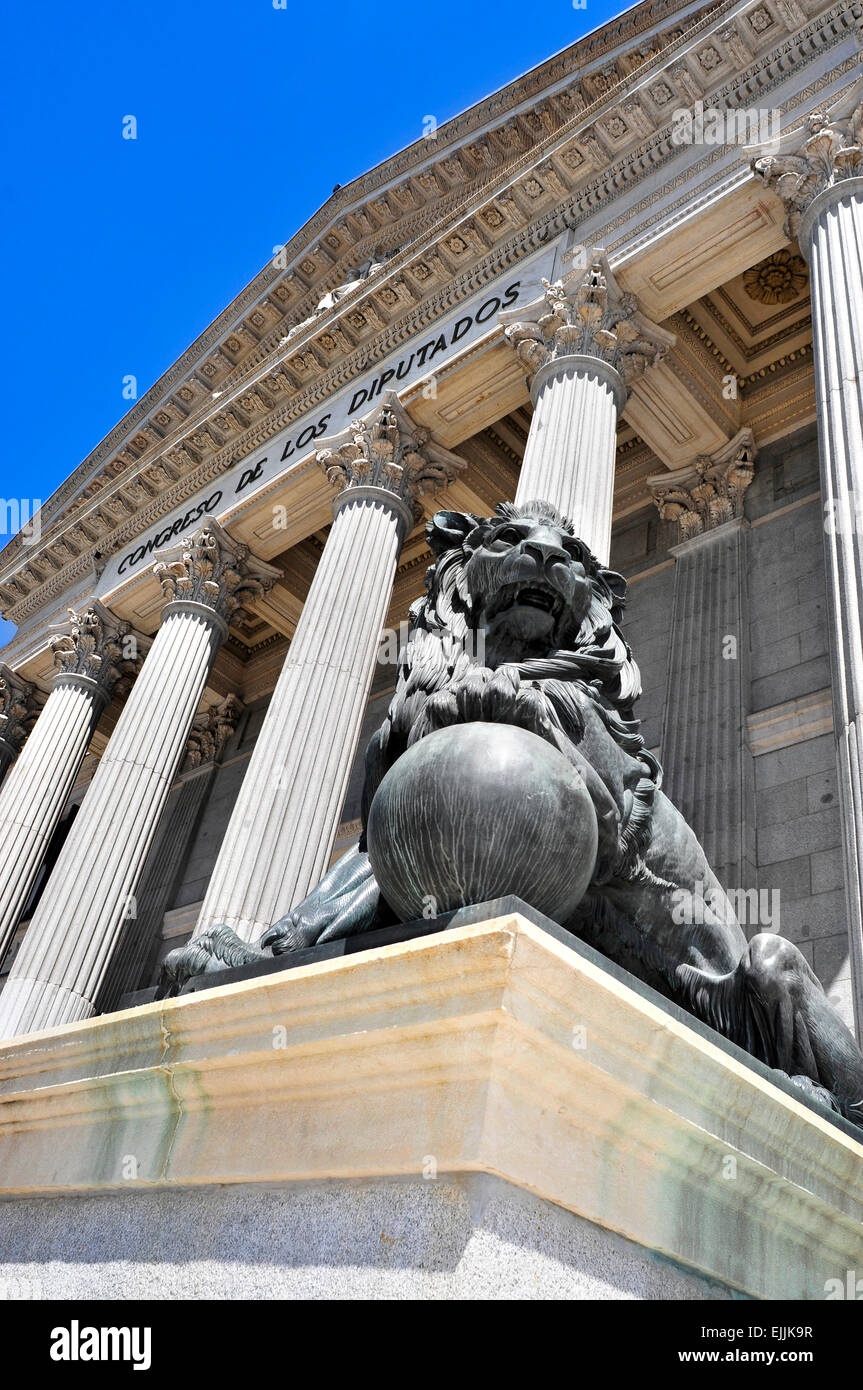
[50, 600, 137, 700]
[0, 664, 41, 760]
[648, 430, 756, 542]
[317, 392, 465, 525]
[184, 694, 244, 771]
[752, 102, 863, 243]
[500, 249, 674, 392]
[154, 520, 279, 627]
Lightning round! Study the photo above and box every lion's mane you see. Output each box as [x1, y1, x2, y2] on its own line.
[361, 501, 661, 858]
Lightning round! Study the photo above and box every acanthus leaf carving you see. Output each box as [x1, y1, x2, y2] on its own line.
[184, 693, 244, 771]
[50, 600, 138, 698]
[500, 248, 675, 392]
[317, 392, 465, 524]
[648, 429, 757, 541]
[0, 664, 41, 758]
[154, 520, 280, 626]
[752, 101, 863, 241]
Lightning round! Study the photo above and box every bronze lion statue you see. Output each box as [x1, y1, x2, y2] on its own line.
[163, 499, 863, 1126]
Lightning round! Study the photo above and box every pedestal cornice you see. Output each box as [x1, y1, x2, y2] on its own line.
[0, 912, 860, 1300]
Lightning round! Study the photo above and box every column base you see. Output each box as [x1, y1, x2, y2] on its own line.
[0, 911, 860, 1299]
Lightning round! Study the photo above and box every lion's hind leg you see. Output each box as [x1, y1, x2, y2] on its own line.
[676, 932, 863, 1126]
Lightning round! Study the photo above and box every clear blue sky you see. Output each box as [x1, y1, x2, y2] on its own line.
[0, 0, 623, 643]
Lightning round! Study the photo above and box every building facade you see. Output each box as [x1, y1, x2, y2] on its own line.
[0, 0, 861, 1299]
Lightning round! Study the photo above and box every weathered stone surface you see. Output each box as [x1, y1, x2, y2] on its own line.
[0, 1175, 736, 1301]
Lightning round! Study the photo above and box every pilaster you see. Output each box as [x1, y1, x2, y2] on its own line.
[649, 431, 756, 895]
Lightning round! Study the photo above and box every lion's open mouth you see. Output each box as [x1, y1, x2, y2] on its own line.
[517, 586, 561, 615]
[489, 580, 565, 621]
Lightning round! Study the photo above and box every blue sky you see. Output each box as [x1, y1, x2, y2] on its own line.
[0, 0, 624, 643]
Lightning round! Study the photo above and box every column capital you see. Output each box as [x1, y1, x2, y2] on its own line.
[154, 520, 281, 633]
[500, 248, 674, 400]
[751, 99, 863, 251]
[317, 392, 465, 532]
[49, 599, 137, 704]
[0, 664, 41, 761]
[647, 427, 756, 544]
[183, 694, 243, 772]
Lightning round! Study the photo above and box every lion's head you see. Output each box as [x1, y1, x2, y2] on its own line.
[362, 499, 655, 850]
[410, 499, 641, 711]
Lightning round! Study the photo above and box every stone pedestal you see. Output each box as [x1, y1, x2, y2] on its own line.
[754, 104, 863, 1030]
[0, 910, 859, 1299]
[501, 251, 673, 564]
[0, 604, 133, 971]
[0, 525, 277, 1038]
[193, 393, 464, 943]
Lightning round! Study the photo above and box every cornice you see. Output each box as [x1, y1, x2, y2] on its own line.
[0, 0, 855, 626]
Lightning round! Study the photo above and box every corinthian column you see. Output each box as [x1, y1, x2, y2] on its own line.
[753, 98, 863, 1030]
[0, 523, 278, 1037]
[193, 392, 464, 943]
[0, 665, 41, 783]
[0, 603, 134, 970]
[500, 250, 673, 564]
[648, 431, 757, 893]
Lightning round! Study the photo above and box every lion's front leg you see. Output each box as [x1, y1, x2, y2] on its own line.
[261, 843, 386, 953]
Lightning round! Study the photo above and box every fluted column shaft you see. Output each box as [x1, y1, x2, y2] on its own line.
[195, 492, 407, 941]
[0, 678, 102, 962]
[805, 180, 863, 1033]
[0, 522, 275, 1037]
[0, 603, 132, 969]
[0, 607, 222, 1035]
[194, 391, 464, 943]
[516, 355, 624, 564]
[660, 520, 756, 895]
